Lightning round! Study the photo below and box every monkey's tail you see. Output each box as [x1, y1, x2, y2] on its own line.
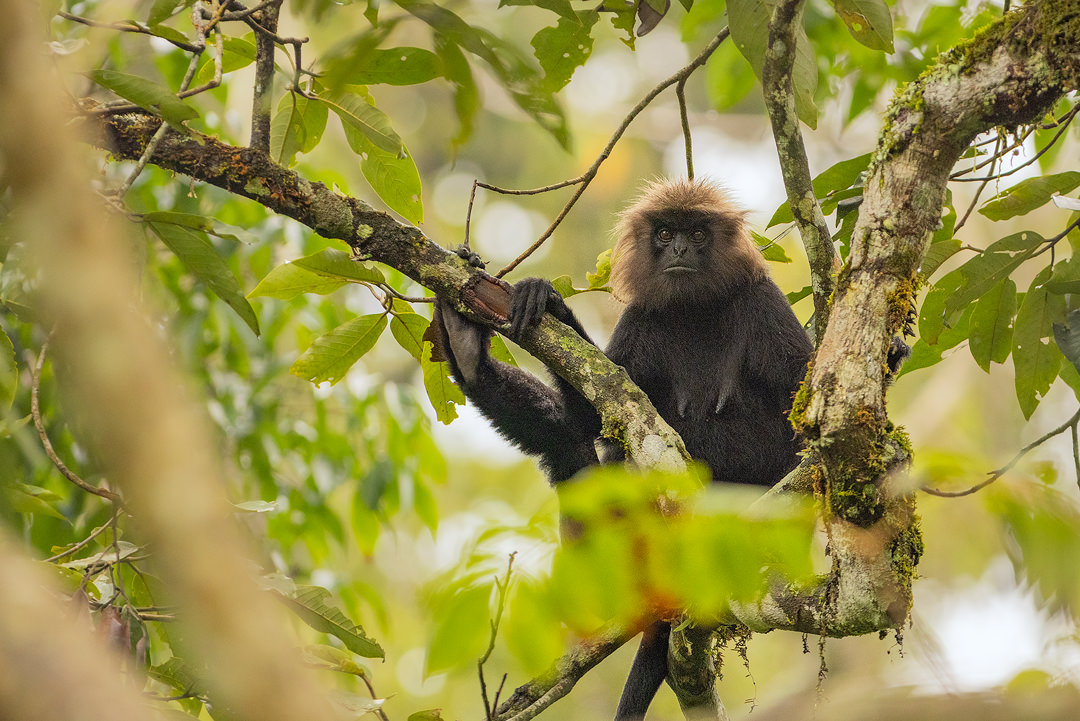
[613, 620, 670, 721]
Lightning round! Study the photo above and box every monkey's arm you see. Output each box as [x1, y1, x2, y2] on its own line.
[435, 301, 598, 483]
[743, 281, 816, 395]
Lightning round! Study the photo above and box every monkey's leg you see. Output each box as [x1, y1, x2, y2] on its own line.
[614, 621, 670, 721]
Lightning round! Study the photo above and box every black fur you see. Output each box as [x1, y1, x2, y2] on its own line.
[435, 180, 814, 719]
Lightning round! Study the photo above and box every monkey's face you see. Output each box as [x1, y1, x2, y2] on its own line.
[648, 209, 716, 277]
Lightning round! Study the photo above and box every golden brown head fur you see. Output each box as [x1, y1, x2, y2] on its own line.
[610, 179, 767, 309]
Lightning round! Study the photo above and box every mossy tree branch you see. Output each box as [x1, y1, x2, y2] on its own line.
[763, 0, 836, 344]
[88, 110, 691, 476]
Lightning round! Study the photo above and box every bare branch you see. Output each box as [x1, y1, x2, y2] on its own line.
[250, 0, 282, 152]
[490, 27, 730, 278]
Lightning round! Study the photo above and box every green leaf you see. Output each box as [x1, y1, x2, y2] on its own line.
[2, 484, 68, 522]
[531, 12, 597, 93]
[751, 231, 792, 263]
[88, 69, 199, 125]
[232, 500, 278, 513]
[489, 334, 518, 367]
[938, 231, 1043, 317]
[897, 307, 972, 377]
[148, 222, 259, 335]
[968, 278, 1017, 372]
[290, 313, 388, 386]
[767, 153, 871, 227]
[0, 330, 14, 410]
[426, 585, 490, 674]
[499, 0, 578, 20]
[1013, 271, 1065, 419]
[434, 36, 479, 150]
[832, 0, 894, 52]
[728, 0, 817, 128]
[249, 249, 385, 300]
[148, 658, 209, 698]
[357, 139, 425, 225]
[918, 239, 961, 282]
[979, 172, 1080, 221]
[390, 312, 430, 361]
[270, 93, 328, 166]
[705, 38, 757, 112]
[421, 342, 465, 424]
[148, 0, 187, 25]
[302, 644, 371, 677]
[786, 284, 812, 304]
[1053, 308, 1080, 375]
[195, 36, 257, 86]
[345, 47, 442, 85]
[399, 0, 569, 147]
[275, 586, 384, 658]
[587, 249, 612, 289]
[323, 91, 404, 155]
[408, 711, 445, 721]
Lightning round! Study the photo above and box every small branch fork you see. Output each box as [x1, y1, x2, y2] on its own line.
[479, 552, 516, 721]
[922, 407, 1080, 497]
[464, 28, 729, 279]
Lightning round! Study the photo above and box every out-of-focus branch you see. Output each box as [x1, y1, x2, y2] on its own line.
[30, 343, 122, 504]
[762, 0, 835, 344]
[0, 0, 342, 717]
[493, 624, 633, 721]
[250, 0, 282, 152]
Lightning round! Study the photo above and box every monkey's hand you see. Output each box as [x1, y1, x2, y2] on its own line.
[508, 277, 587, 340]
[886, 336, 912, 382]
[434, 299, 491, 387]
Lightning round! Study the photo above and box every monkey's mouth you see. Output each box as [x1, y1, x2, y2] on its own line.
[664, 266, 698, 274]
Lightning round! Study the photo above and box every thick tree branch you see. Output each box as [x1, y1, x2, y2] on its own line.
[86, 110, 690, 475]
[763, 0, 836, 344]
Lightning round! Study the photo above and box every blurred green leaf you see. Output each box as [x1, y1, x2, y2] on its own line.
[302, 644, 371, 676]
[291, 313, 388, 385]
[426, 584, 490, 674]
[705, 37, 756, 112]
[147, 0, 187, 25]
[195, 36, 256, 86]
[728, 0, 817, 128]
[2, 483, 68, 522]
[276, 586, 384, 658]
[346, 47, 442, 85]
[0, 330, 14, 410]
[489, 334, 518, 366]
[499, 0, 578, 20]
[148, 221, 260, 335]
[979, 171, 1080, 221]
[531, 12, 597, 93]
[434, 36, 479, 150]
[88, 70, 199, 125]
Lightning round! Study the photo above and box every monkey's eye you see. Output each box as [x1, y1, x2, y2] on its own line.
[690, 229, 707, 243]
[657, 228, 673, 241]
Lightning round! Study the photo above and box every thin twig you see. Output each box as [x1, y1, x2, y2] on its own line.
[464, 180, 480, 250]
[359, 674, 390, 721]
[922, 407, 1080, 497]
[953, 137, 1000, 233]
[490, 27, 730, 278]
[676, 77, 693, 180]
[43, 507, 120, 562]
[58, 11, 200, 52]
[30, 342, 122, 504]
[951, 105, 1079, 182]
[480, 552, 516, 721]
